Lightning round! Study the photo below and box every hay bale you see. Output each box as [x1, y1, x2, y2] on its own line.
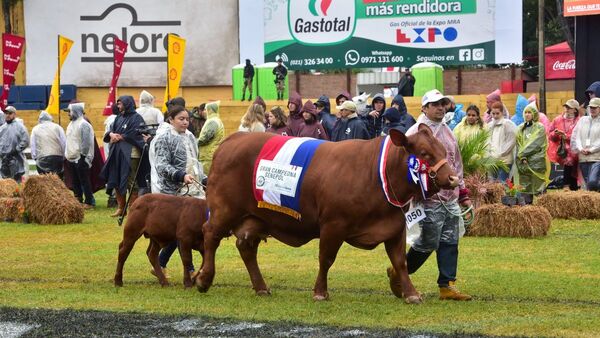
[535, 191, 600, 219]
[0, 179, 19, 198]
[0, 197, 24, 222]
[465, 175, 505, 207]
[468, 204, 552, 238]
[22, 174, 84, 224]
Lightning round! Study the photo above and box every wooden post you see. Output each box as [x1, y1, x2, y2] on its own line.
[346, 68, 351, 95]
[457, 66, 462, 95]
[538, 0, 546, 113]
[294, 71, 300, 96]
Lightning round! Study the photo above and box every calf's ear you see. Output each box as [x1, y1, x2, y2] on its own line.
[389, 128, 408, 147]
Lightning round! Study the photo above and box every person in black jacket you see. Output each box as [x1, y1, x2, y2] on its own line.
[363, 93, 386, 138]
[383, 94, 416, 135]
[273, 59, 288, 100]
[397, 69, 416, 97]
[242, 59, 254, 101]
[315, 95, 336, 138]
[330, 101, 369, 141]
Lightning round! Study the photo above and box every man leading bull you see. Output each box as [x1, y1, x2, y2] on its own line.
[403, 89, 472, 301]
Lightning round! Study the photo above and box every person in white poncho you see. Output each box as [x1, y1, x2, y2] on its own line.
[487, 101, 517, 182]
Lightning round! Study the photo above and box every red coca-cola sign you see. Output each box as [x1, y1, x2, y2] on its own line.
[545, 42, 575, 80]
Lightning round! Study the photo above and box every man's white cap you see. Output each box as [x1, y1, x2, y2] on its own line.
[421, 89, 449, 106]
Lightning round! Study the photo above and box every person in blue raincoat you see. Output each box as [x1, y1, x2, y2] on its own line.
[100, 95, 149, 217]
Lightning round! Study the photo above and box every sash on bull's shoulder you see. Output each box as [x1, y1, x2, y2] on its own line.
[252, 136, 326, 220]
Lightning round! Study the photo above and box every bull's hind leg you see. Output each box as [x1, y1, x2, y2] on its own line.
[147, 240, 169, 286]
[384, 237, 422, 304]
[313, 229, 344, 301]
[235, 217, 270, 296]
[114, 231, 143, 286]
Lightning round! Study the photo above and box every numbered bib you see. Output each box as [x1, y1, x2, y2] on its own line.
[405, 204, 426, 230]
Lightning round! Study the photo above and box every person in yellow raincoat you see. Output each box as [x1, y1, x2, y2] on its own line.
[197, 101, 225, 174]
[453, 104, 486, 144]
[515, 102, 549, 194]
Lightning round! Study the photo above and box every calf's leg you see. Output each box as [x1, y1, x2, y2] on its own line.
[114, 221, 144, 286]
[147, 240, 169, 286]
[235, 217, 270, 295]
[384, 235, 422, 304]
[178, 242, 195, 288]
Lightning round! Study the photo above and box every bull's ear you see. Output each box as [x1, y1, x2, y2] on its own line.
[418, 123, 433, 135]
[389, 128, 408, 147]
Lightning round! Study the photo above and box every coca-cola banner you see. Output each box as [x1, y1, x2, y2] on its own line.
[1, 33, 25, 110]
[102, 38, 128, 116]
[545, 42, 575, 80]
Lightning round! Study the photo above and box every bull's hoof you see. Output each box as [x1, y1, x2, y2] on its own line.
[312, 292, 329, 301]
[114, 279, 123, 287]
[404, 295, 423, 304]
[255, 289, 271, 296]
[160, 281, 170, 287]
[197, 284, 209, 293]
[183, 282, 193, 289]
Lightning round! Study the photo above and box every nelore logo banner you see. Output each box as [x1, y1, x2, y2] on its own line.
[24, 0, 239, 86]
[265, 0, 522, 70]
[289, 0, 356, 44]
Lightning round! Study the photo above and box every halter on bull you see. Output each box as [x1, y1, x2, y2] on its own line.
[197, 126, 457, 304]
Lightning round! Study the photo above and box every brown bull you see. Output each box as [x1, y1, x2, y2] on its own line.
[197, 126, 458, 303]
[114, 194, 207, 288]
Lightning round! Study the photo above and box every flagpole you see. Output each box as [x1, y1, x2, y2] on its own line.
[166, 34, 170, 109]
[57, 35, 61, 127]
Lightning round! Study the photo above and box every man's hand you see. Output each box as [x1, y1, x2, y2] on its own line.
[142, 134, 152, 143]
[109, 132, 122, 144]
[460, 199, 472, 209]
[368, 110, 380, 118]
[183, 174, 194, 184]
[582, 149, 591, 155]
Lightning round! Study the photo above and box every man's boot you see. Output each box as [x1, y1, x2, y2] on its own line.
[406, 247, 432, 274]
[249, 93, 252, 101]
[241, 93, 245, 101]
[110, 191, 125, 217]
[437, 242, 471, 301]
[128, 191, 139, 209]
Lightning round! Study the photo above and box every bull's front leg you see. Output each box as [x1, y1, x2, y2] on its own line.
[197, 221, 222, 293]
[384, 234, 422, 304]
[313, 229, 344, 301]
[235, 217, 270, 296]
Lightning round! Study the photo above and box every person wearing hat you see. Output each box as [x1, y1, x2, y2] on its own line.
[137, 90, 164, 126]
[30, 111, 66, 177]
[315, 95, 336, 138]
[571, 97, 600, 191]
[64, 104, 96, 209]
[241, 59, 255, 101]
[401, 89, 472, 301]
[0, 106, 29, 182]
[100, 96, 149, 216]
[197, 101, 225, 174]
[515, 102, 549, 195]
[272, 58, 288, 101]
[330, 100, 369, 142]
[547, 99, 581, 190]
[483, 89, 510, 123]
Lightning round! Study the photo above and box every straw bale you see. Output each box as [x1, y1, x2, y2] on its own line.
[0, 197, 24, 222]
[22, 174, 84, 224]
[465, 175, 505, 207]
[535, 191, 600, 219]
[468, 204, 552, 238]
[0, 179, 19, 198]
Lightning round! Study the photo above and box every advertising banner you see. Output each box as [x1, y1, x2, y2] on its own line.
[102, 38, 128, 116]
[46, 36, 74, 116]
[162, 34, 186, 111]
[23, 0, 238, 87]
[265, 0, 521, 70]
[0, 33, 25, 110]
[564, 0, 600, 16]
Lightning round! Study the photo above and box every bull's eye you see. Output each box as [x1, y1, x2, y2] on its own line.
[420, 151, 427, 157]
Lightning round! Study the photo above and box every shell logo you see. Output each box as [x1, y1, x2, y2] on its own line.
[62, 43, 69, 55]
[169, 68, 178, 80]
[48, 94, 55, 105]
[172, 42, 181, 54]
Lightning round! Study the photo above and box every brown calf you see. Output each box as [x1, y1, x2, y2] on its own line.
[114, 194, 207, 288]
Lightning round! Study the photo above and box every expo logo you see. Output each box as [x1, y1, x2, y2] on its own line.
[396, 27, 458, 44]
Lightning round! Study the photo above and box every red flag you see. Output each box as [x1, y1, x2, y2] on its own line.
[1, 33, 25, 110]
[102, 38, 128, 116]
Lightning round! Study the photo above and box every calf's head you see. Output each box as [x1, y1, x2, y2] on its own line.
[389, 125, 459, 193]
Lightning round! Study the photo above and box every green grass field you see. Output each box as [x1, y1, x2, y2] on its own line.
[1, 193, 599, 337]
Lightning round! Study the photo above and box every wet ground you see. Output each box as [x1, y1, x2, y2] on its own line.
[0, 307, 501, 337]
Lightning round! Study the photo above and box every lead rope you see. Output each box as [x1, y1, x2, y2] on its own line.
[435, 194, 475, 226]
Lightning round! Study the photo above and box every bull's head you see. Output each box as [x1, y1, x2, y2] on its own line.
[389, 125, 459, 194]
